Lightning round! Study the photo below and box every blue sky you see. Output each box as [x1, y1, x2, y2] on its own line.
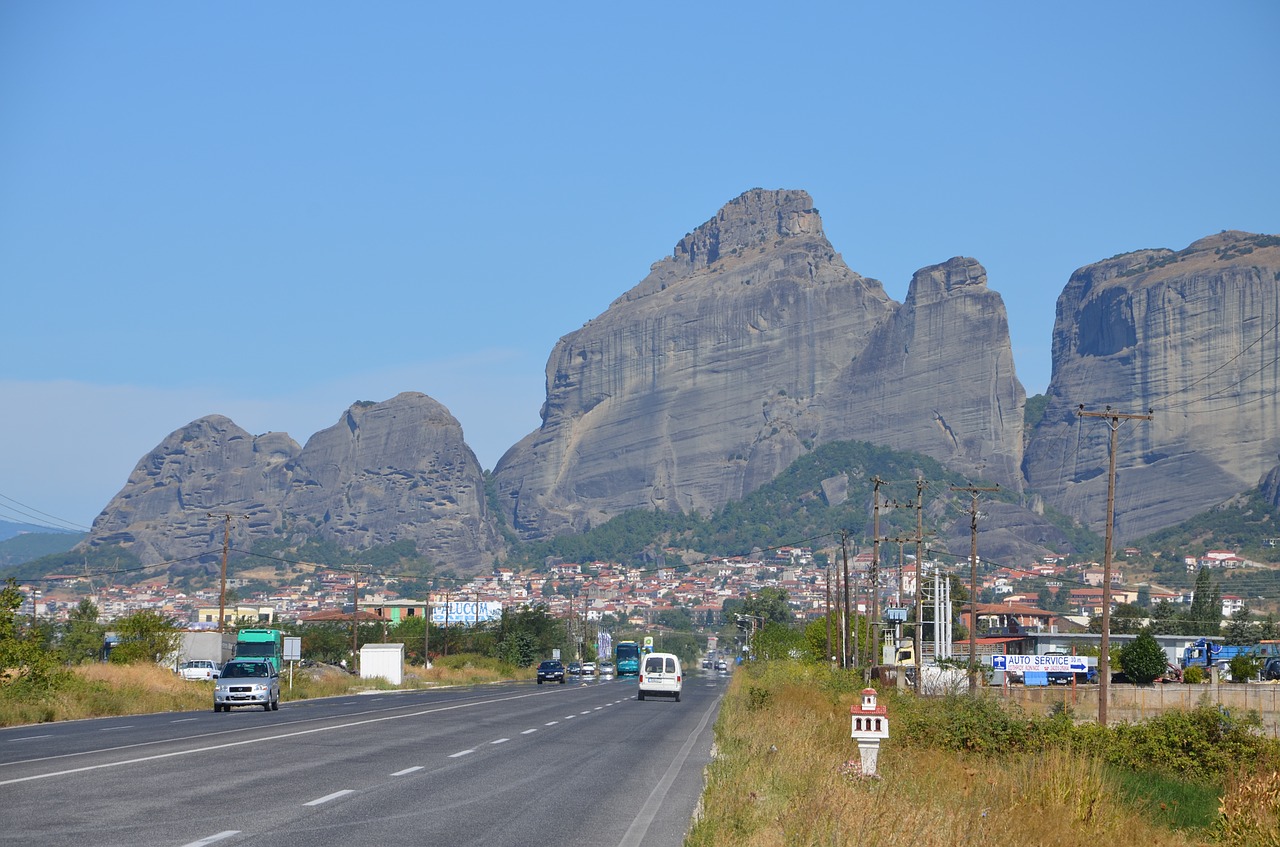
[2, 2, 1277, 531]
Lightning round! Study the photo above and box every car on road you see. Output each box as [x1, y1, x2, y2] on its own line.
[178, 660, 220, 681]
[581, 661, 596, 676]
[638, 652, 683, 702]
[567, 661, 583, 676]
[598, 661, 615, 677]
[715, 660, 728, 672]
[214, 660, 279, 712]
[536, 660, 566, 684]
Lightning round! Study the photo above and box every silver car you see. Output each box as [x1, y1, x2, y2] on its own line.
[214, 660, 280, 712]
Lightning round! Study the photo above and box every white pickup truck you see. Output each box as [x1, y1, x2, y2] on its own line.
[177, 660, 220, 681]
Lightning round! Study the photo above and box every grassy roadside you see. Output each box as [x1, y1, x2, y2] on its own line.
[686, 662, 1280, 847]
[0, 654, 527, 727]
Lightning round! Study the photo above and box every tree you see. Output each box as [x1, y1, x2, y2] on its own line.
[1187, 567, 1216, 623]
[0, 577, 23, 641]
[1118, 629, 1168, 684]
[739, 587, 791, 626]
[0, 578, 66, 692]
[300, 622, 352, 665]
[1223, 607, 1260, 645]
[655, 607, 694, 631]
[1227, 653, 1261, 684]
[109, 610, 181, 665]
[1137, 585, 1151, 608]
[60, 599, 105, 665]
[752, 622, 805, 661]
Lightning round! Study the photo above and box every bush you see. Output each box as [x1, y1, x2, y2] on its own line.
[1119, 630, 1169, 684]
[1183, 665, 1205, 684]
[1227, 654, 1260, 683]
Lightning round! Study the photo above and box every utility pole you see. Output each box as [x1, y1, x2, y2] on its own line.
[825, 559, 832, 666]
[951, 485, 999, 694]
[351, 569, 361, 673]
[1078, 405, 1152, 726]
[914, 478, 925, 695]
[207, 513, 243, 633]
[841, 531, 852, 669]
[443, 589, 451, 657]
[870, 476, 883, 669]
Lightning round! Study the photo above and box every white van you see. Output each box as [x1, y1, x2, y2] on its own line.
[637, 652, 682, 702]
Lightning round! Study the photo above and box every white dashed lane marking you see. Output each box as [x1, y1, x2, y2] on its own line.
[180, 831, 240, 847]
[392, 766, 423, 776]
[304, 790, 354, 806]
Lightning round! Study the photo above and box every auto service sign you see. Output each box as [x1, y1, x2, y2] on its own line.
[990, 654, 1088, 673]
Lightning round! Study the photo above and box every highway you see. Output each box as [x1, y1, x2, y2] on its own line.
[0, 670, 728, 847]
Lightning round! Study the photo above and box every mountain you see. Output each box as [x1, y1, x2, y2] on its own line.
[70, 190, 1280, 574]
[492, 189, 1024, 541]
[80, 392, 500, 571]
[1024, 231, 1280, 540]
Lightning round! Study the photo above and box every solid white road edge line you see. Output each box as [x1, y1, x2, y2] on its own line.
[616, 695, 719, 847]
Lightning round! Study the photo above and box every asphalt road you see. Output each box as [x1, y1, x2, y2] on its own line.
[0, 670, 728, 847]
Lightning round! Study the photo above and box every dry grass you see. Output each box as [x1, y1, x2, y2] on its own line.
[1216, 768, 1280, 847]
[687, 665, 1210, 847]
[0, 654, 529, 727]
[0, 663, 212, 726]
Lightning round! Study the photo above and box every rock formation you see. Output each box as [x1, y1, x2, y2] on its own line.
[1023, 231, 1280, 540]
[814, 256, 1026, 488]
[82, 392, 501, 571]
[492, 188, 1026, 540]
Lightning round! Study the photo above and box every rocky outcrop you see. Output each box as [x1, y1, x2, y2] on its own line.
[492, 189, 1026, 539]
[1023, 231, 1280, 540]
[814, 257, 1025, 488]
[284, 392, 500, 565]
[82, 393, 502, 571]
[86, 416, 301, 567]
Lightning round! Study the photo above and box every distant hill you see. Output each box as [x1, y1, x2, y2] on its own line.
[0, 521, 84, 570]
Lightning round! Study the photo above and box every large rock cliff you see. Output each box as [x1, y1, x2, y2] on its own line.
[815, 256, 1025, 487]
[492, 189, 1026, 540]
[82, 392, 501, 570]
[1023, 231, 1280, 540]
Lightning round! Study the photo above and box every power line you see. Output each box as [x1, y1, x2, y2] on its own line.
[0, 492, 92, 533]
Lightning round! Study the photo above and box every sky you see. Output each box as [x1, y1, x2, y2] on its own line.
[2, 2, 1278, 532]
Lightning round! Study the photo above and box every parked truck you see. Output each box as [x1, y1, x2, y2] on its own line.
[1180, 638, 1280, 669]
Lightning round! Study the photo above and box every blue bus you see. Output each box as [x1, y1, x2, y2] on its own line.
[615, 641, 641, 677]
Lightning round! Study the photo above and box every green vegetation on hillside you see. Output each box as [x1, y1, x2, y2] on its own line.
[1137, 490, 1280, 563]
[504, 439, 1099, 570]
[0, 530, 83, 569]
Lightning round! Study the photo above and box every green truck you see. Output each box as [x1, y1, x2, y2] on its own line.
[234, 628, 284, 672]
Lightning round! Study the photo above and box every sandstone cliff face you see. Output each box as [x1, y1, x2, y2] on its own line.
[284, 392, 500, 565]
[87, 416, 301, 567]
[83, 392, 501, 571]
[1023, 232, 1280, 540]
[492, 189, 1026, 539]
[815, 257, 1026, 488]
